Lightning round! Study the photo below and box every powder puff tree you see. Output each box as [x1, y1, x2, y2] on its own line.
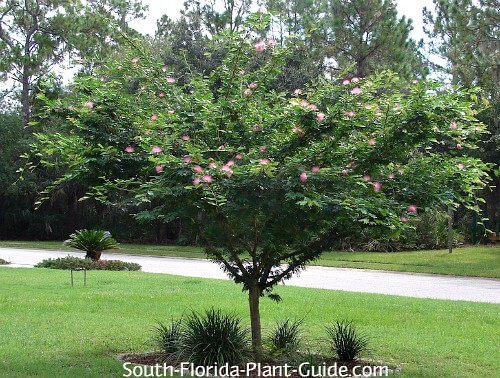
[31, 10, 491, 361]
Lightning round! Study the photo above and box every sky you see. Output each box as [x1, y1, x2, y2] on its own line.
[129, 0, 436, 41]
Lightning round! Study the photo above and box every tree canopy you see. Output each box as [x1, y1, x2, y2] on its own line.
[0, 0, 147, 127]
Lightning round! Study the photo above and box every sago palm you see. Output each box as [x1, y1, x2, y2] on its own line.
[64, 229, 119, 261]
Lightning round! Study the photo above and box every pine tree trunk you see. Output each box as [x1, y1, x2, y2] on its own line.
[248, 283, 263, 362]
[22, 66, 31, 131]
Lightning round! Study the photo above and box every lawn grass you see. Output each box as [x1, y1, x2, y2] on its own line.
[0, 267, 499, 377]
[1, 240, 499, 278]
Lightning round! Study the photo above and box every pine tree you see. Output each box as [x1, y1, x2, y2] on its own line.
[322, 0, 428, 79]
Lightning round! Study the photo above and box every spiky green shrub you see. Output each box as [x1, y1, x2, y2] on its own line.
[268, 318, 303, 354]
[325, 320, 369, 361]
[0, 258, 10, 265]
[35, 256, 140, 271]
[179, 308, 250, 366]
[153, 318, 183, 356]
[64, 229, 119, 260]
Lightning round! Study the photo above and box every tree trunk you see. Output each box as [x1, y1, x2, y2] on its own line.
[248, 283, 263, 362]
[22, 65, 31, 131]
[86, 251, 101, 261]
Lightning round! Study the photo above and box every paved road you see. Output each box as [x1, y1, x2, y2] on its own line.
[1, 247, 499, 304]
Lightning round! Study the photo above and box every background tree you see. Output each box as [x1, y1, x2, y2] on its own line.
[424, 0, 499, 233]
[321, 0, 428, 79]
[0, 0, 147, 128]
[32, 12, 490, 359]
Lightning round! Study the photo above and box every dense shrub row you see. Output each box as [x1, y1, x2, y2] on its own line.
[34, 256, 141, 271]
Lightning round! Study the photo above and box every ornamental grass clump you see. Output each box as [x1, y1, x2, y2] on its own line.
[179, 308, 250, 366]
[153, 318, 183, 356]
[64, 229, 119, 260]
[268, 318, 303, 354]
[325, 320, 369, 361]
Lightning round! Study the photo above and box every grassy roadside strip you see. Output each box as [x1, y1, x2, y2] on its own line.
[0, 240, 498, 278]
[0, 267, 498, 377]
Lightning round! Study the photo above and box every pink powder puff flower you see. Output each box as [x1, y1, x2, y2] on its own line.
[374, 182, 382, 192]
[451, 121, 457, 130]
[475, 126, 481, 131]
[151, 146, 162, 153]
[351, 77, 360, 82]
[259, 6, 267, 13]
[388, 173, 395, 179]
[202, 174, 213, 183]
[125, 146, 134, 153]
[259, 158, 269, 165]
[158, 92, 165, 97]
[193, 177, 201, 186]
[244, 88, 252, 95]
[351, 87, 362, 95]
[168, 109, 175, 114]
[344, 111, 355, 117]
[184, 156, 192, 163]
[67, 105, 74, 111]
[221, 165, 231, 172]
[151, 114, 158, 120]
[400, 216, 408, 222]
[456, 143, 462, 149]
[162, 65, 167, 72]
[226, 160, 235, 166]
[368, 139, 376, 146]
[458, 163, 465, 170]
[86, 101, 94, 108]
[300, 100, 309, 107]
[267, 39, 276, 47]
[341, 169, 348, 175]
[182, 135, 190, 141]
[300, 172, 308, 183]
[131, 57, 139, 63]
[342, 79, 350, 85]
[235, 154, 243, 160]
[259, 145, 266, 152]
[308, 104, 318, 111]
[397, 169, 404, 174]
[363, 175, 371, 181]
[249, 82, 258, 89]
[208, 163, 217, 169]
[99, 76, 105, 82]
[166, 77, 175, 83]
[254, 40, 266, 52]
[408, 205, 417, 213]
[218, 145, 225, 151]
[193, 165, 203, 173]
[226, 170, 234, 178]
[312, 166, 320, 173]
[294, 89, 302, 95]
[155, 165, 163, 173]
[239, 69, 246, 75]
[317, 113, 325, 122]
